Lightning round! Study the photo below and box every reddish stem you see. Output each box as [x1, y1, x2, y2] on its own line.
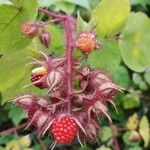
[39, 8, 74, 113]
[110, 122, 120, 150]
[0, 122, 27, 136]
[63, 17, 74, 113]
[39, 8, 66, 19]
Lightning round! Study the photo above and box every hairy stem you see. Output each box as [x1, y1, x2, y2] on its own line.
[39, 8, 75, 113]
[63, 17, 74, 113]
[110, 122, 120, 150]
[0, 122, 27, 136]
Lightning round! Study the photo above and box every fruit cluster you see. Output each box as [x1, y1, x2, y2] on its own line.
[14, 10, 122, 146]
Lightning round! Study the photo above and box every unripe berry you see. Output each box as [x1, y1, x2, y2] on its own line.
[39, 32, 51, 48]
[76, 32, 98, 54]
[21, 21, 38, 37]
[31, 66, 48, 89]
[47, 71, 62, 89]
[51, 116, 77, 144]
[14, 94, 36, 110]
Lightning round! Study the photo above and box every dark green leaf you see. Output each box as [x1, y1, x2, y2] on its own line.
[8, 105, 27, 125]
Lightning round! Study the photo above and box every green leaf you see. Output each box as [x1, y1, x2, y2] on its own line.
[87, 39, 121, 73]
[113, 66, 130, 88]
[126, 113, 139, 130]
[139, 81, 148, 91]
[144, 71, 150, 86]
[130, 0, 150, 9]
[123, 131, 140, 146]
[122, 94, 140, 109]
[6, 140, 20, 150]
[38, 0, 55, 7]
[0, 134, 14, 145]
[9, 105, 27, 125]
[0, 48, 44, 104]
[100, 127, 112, 142]
[33, 24, 65, 56]
[54, 1, 75, 15]
[139, 116, 150, 147]
[0, 0, 38, 52]
[0, 0, 12, 5]
[127, 146, 142, 150]
[119, 12, 150, 72]
[132, 73, 148, 90]
[97, 146, 112, 150]
[76, 11, 90, 33]
[65, 0, 90, 10]
[91, 0, 130, 37]
[132, 73, 142, 85]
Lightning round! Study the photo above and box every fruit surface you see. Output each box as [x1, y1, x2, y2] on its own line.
[76, 32, 97, 54]
[51, 116, 77, 144]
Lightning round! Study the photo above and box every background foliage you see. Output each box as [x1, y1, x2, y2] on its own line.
[0, 0, 150, 149]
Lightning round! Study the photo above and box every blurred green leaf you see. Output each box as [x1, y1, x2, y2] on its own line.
[139, 81, 148, 91]
[97, 146, 112, 150]
[38, 0, 55, 7]
[91, 0, 130, 37]
[87, 39, 121, 73]
[126, 113, 139, 130]
[0, 0, 12, 5]
[9, 105, 27, 125]
[123, 131, 140, 146]
[127, 146, 142, 150]
[76, 11, 90, 33]
[54, 1, 75, 14]
[0, 0, 38, 53]
[132, 73, 148, 90]
[19, 135, 31, 148]
[139, 116, 150, 147]
[0, 47, 44, 103]
[119, 12, 150, 72]
[6, 140, 20, 150]
[0, 134, 14, 145]
[132, 73, 142, 85]
[65, 0, 90, 10]
[144, 71, 150, 86]
[130, 0, 150, 9]
[33, 24, 64, 56]
[122, 94, 140, 109]
[100, 126, 112, 142]
[113, 66, 130, 88]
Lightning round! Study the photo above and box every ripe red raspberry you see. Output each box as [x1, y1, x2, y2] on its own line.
[21, 21, 38, 37]
[76, 32, 98, 54]
[51, 116, 77, 144]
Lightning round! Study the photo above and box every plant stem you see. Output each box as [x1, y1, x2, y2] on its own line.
[0, 122, 27, 136]
[63, 17, 74, 113]
[39, 8, 74, 113]
[110, 122, 120, 150]
[39, 8, 66, 19]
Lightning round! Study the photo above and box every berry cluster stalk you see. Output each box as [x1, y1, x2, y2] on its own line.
[39, 8, 74, 113]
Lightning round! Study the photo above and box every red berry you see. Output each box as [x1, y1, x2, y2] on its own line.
[76, 32, 98, 54]
[31, 74, 48, 89]
[21, 21, 38, 37]
[51, 116, 77, 144]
